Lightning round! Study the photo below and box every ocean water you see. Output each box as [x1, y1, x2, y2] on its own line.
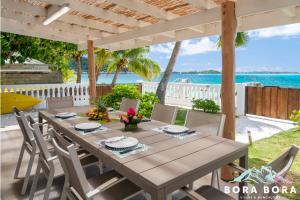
[81, 73, 300, 88]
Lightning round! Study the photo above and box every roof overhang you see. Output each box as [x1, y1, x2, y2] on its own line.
[1, 0, 300, 51]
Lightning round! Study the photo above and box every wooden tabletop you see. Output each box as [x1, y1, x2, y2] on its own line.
[39, 106, 248, 200]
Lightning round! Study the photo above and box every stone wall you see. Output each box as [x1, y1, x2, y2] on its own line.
[1, 71, 63, 85]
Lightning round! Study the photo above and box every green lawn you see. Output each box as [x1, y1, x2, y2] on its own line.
[175, 109, 300, 199]
[248, 128, 300, 200]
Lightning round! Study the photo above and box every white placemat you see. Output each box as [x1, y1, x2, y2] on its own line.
[95, 138, 150, 158]
[153, 125, 198, 140]
[55, 115, 82, 121]
[75, 126, 109, 136]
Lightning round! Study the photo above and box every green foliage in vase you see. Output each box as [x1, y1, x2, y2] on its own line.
[192, 99, 220, 113]
[138, 92, 160, 118]
[102, 85, 141, 110]
[290, 110, 300, 127]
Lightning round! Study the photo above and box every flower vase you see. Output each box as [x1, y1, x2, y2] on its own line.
[124, 123, 138, 131]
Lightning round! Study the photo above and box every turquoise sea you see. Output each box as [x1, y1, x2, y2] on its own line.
[81, 73, 300, 88]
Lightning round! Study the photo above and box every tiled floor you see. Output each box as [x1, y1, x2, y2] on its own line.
[1, 128, 239, 200]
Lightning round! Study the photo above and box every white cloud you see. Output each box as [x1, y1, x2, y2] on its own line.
[181, 37, 218, 55]
[150, 43, 174, 54]
[150, 37, 218, 55]
[249, 23, 300, 38]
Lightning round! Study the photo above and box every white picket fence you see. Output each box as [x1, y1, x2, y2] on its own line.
[1, 82, 247, 115]
[142, 82, 246, 115]
[0, 83, 90, 109]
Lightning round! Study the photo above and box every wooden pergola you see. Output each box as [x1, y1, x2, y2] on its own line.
[2, 0, 300, 179]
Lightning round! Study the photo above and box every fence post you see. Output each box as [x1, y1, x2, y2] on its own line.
[236, 84, 246, 116]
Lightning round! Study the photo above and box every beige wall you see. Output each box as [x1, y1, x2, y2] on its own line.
[1, 71, 63, 85]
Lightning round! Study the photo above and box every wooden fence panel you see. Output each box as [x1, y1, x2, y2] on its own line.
[277, 88, 288, 119]
[270, 87, 278, 118]
[246, 87, 256, 114]
[246, 86, 300, 120]
[255, 87, 263, 116]
[287, 88, 299, 118]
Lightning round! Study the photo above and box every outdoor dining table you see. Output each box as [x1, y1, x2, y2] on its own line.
[39, 105, 248, 200]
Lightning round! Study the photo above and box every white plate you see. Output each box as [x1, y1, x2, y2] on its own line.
[75, 122, 101, 131]
[163, 125, 189, 134]
[105, 137, 138, 150]
[55, 112, 77, 119]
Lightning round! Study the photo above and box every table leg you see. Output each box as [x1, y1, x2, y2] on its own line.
[239, 151, 248, 200]
[38, 113, 43, 132]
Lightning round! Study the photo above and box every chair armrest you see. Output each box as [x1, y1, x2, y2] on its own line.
[180, 186, 206, 200]
[47, 155, 58, 162]
[86, 177, 126, 198]
[227, 163, 247, 173]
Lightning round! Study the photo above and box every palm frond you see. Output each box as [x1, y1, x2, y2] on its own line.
[95, 49, 111, 73]
[106, 61, 118, 74]
[126, 47, 150, 59]
[128, 58, 160, 80]
[217, 32, 249, 48]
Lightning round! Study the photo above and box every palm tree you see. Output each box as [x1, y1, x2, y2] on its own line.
[71, 50, 85, 83]
[95, 49, 111, 82]
[107, 47, 160, 86]
[217, 32, 249, 48]
[156, 41, 182, 104]
[156, 32, 249, 104]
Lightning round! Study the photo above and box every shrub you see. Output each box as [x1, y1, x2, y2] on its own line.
[192, 99, 220, 113]
[138, 92, 160, 118]
[290, 110, 300, 127]
[103, 85, 141, 110]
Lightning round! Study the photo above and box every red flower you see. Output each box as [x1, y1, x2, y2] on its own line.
[127, 107, 136, 116]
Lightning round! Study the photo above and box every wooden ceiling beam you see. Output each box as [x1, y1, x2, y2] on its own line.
[2, 1, 126, 34]
[101, 0, 177, 20]
[1, 18, 80, 43]
[1, 10, 106, 40]
[93, 0, 300, 47]
[184, 0, 217, 9]
[92, 7, 300, 50]
[38, 0, 141, 27]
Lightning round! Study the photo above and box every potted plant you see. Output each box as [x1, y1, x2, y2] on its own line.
[120, 107, 143, 131]
[86, 97, 110, 122]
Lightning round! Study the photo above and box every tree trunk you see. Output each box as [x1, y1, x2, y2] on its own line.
[220, 1, 237, 181]
[156, 41, 182, 104]
[111, 68, 120, 87]
[88, 40, 96, 101]
[75, 55, 82, 83]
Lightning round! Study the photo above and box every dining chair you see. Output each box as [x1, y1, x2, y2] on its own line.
[185, 110, 226, 189]
[28, 125, 101, 200]
[51, 132, 143, 200]
[180, 145, 299, 200]
[13, 107, 40, 195]
[185, 110, 226, 137]
[47, 96, 74, 110]
[119, 97, 140, 112]
[151, 103, 178, 124]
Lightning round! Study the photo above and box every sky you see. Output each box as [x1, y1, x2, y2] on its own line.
[148, 23, 300, 72]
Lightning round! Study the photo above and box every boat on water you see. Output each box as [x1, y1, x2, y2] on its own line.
[175, 78, 191, 83]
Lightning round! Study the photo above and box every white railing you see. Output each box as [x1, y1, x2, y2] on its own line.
[142, 82, 246, 115]
[0, 83, 90, 109]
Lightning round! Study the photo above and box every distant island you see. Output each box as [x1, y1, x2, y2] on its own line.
[174, 70, 221, 74]
[172, 70, 299, 74]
